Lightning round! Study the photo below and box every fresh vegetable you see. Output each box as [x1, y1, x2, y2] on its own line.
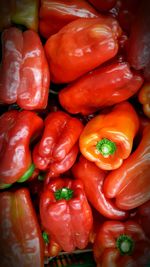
[138, 83, 150, 118]
[103, 124, 150, 210]
[45, 17, 122, 83]
[79, 101, 139, 170]
[40, 177, 93, 252]
[33, 111, 83, 177]
[0, 27, 50, 110]
[59, 61, 143, 115]
[72, 155, 128, 220]
[93, 220, 150, 267]
[0, 110, 43, 184]
[0, 188, 44, 267]
[39, 0, 98, 38]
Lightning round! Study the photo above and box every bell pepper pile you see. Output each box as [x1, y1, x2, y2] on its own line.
[0, 1, 150, 267]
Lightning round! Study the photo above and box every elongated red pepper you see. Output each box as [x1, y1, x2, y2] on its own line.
[93, 220, 150, 267]
[0, 188, 44, 267]
[59, 61, 143, 115]
[79, 101, 139, 170]
[40, 177, 93, 252]
[0, 0, 39, 32]
[33, 111, 83, 177]
[103, 124, 150, 210]
[138, 83, 150, 118]
[127, 0, 150, 81]
[39, 0, 98, 38]
[45, 17, 122, 83]
[0, 27, 50, 110]
[0, 110, 43, 185]
[72, 155, 128, 220]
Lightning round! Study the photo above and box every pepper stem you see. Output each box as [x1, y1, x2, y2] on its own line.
[96, 138, 116, 157]
[42, 231, 49, 244]
[116, 234, 134, 255]
[54, 187, 73, 201]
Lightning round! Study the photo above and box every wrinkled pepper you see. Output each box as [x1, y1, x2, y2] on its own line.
[0, 27, 50, 110]
[138, 83, 150, 118]
[72, 155, 128, 220]
[127, 0, 150, 81]
[79, 101, 139, 170]
[45, 17, 122, 83]
[0, 110, 43, 185]
[39, 0, 98, 38]
[88, 0, 117, 11]
[0, 188, 44, 267]
[93, 220, 150, 267]
[40, 177, 93, 252]
[0, 0, 39, 32]
[33, 111, 83, 177]
[59, 61, 143, 115]
[103, 124, 150, 210]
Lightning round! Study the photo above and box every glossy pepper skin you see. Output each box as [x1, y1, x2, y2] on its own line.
[79, 101, 139, 170]
[39, 0, 98, 39]
[0, 110, 43, 185]
[138, 83, 150, 118]
[0, 188, 44, 267]
[45, 17, 122, 83]
[0, 0, 39, 32]
[33, 111, 83, 177]
[93, 220, 150, 267]
[40, 177, 93, 252]
[103, 125, 150, 210]
[127, 0, 150, 81]
[0, 27, 50, 110]
[59, 61, 143, 115]
[72, 155, 128, 220]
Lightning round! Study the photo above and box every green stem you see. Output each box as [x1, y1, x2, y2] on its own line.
[0, 183, 12, 189]
[116, 234, 134, 255]
[96, 138, 116, 157]
[17, 163, 35, 183]
[42, 231, 49, 244]
[54, 187, 73, 201]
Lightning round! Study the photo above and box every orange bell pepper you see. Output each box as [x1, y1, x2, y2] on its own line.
[79, 101, 139, 170]
[138, 83, 150, 118]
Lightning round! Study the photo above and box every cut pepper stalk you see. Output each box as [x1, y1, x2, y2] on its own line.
[96, 138, 117, 157]
[54, 188, 74, 201]
[116, 234, 134, 255]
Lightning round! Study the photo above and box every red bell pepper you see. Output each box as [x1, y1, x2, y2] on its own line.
[138, 83, 150, 118]
[0, 188, 44, 267]
[0, 0, 39, 32]
[79, 101, 139, 170]
[103, 124, 150, 210]
[0, 110, 43, 185]
[88, 0, 117, 11]
[72, 155, 128, 220]
[45, 17, 122, 83]
[39, 0, 98, 38]
[127, 0, 150, 81]
[0, 27, 50, 110]
[40, 177, 93, 252]
[59, 61, 143, 115]
[93, 220, 150, 266]
[33, 111, 83, 177]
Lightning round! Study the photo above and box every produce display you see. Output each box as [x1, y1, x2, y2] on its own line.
[0, 0, 150, 266]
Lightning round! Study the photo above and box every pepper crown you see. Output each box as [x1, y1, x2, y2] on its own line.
[54, 187, 74, 201]
[96, 138, 116, 157]
[116, 234, 134, 255]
